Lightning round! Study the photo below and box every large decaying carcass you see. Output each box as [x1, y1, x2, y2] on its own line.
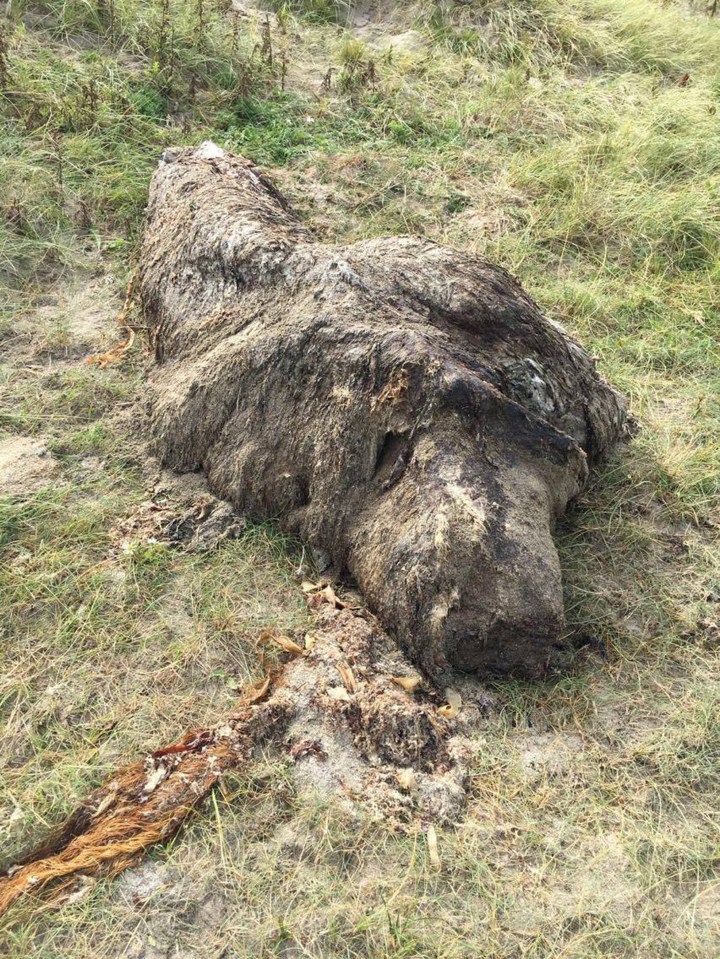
[0, 144, 631, 917]
[140, 142, 629, 676]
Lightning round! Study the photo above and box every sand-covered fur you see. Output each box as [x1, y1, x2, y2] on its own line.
[141, 143, 628, 675]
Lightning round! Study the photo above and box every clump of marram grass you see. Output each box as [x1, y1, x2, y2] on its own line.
[268, 0, 352, 25]
[507, 89, 720, 271]
[421, 0, 720, 74]
[337, 36, 377, 103]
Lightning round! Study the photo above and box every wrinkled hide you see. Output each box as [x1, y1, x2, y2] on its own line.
[140, 142, 628, 676]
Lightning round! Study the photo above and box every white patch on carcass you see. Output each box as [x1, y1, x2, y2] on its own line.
[196, 140, 226, 160]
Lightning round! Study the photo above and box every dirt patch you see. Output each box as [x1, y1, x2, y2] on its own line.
[515, 730, 585, 783]
[356, 24, 428, 51]
[0, 436, 58, 496]
[1, 269, 121, 375]
[31, 274, 119, 354]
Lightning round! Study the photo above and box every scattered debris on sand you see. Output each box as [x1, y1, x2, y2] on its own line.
[0, 591, 480, 916]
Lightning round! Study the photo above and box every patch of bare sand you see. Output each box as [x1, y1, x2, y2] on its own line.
[4, 270, 121, 369]
[0, 436, 58, 496]
[31, 273, 119, 352]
